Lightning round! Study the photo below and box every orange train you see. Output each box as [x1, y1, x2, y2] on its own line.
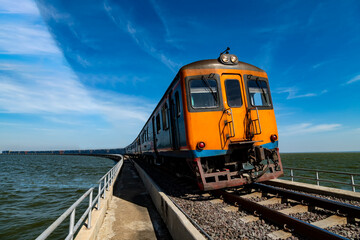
[125, 50, 283, 190]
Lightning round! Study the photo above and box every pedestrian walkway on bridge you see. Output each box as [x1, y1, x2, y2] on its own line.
[96, 160, 172, 240]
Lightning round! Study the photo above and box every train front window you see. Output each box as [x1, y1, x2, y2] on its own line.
[247, 80, 271, 107]
[189, 79, 219, 108]
[225, 79, 242, 107]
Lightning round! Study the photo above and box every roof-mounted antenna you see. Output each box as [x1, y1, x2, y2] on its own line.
[220, 47, 230, 55]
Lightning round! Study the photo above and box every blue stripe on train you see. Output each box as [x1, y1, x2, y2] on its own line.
[260, 141, 278, 149]
[192, 149, 228, 158]
[192, 141, 279, 158]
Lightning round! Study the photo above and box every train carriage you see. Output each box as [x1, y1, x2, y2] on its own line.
[126, 50, 283, 190]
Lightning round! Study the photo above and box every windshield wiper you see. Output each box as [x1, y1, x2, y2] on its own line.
[201, 74, 217, 103]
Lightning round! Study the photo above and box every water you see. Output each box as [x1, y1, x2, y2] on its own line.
[0, 155, 116, 240]
[280, 152, 360, 191]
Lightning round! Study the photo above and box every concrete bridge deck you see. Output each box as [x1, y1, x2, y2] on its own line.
[96, 160, 171, 240]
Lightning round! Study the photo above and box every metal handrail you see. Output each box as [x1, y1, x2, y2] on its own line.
[283, 167, 358, 192]
[36, 155, 124, 240]
[284, 167, 360, 176]
[225, 108, 235, 139]
[248, 107, 262, 135]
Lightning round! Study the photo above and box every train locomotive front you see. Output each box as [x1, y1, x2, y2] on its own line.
[125, 52, 283, 191]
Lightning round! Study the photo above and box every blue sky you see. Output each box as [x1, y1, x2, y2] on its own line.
[0, 0, 359, 152]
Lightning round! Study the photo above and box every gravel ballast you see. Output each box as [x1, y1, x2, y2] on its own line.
[134, 159, 360, 240]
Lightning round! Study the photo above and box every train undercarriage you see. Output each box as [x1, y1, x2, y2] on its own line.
[186, 144, 283, 191]
[135, 143, 283, 191]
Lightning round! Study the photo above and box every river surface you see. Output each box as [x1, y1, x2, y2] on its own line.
[0, 155, 116, 240]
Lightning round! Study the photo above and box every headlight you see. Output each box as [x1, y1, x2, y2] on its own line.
[221, 54, 229, 63]
[230, 55, 238, 63]
[219, 54, 238, 65]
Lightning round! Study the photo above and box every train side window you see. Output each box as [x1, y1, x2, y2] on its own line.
[189, 79, 219, 108]
[175, 91, 181, 117]
[161, 104, 169, 130]
[247, 80, 271, 107]
[156, 114, 161, 134]
[225, 79, 242, 107]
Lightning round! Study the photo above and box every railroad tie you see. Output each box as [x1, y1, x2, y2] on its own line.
[239, 215, 259, 223]
[222, 205, 239, 212]
[201, 193, 211, 197]
[267, 205, 310, 240]
[279, 204, 309, 214]
[311, 215, 348, 229]
[240, 191, 262, 199]
[209, 199, 223, 204]
[267, 230, 293, 240]
[257, 197, 282, 205]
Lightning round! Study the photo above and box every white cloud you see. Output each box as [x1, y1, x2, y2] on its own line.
[346, 74, 360, 84]
[0, 122, 27, 127]
[0, 64, 152, 123]
[312, 63, 324, 69]
[320, 89, 328, 94]
[276, 87, 317, 99]
[279, 123, 341, 136]
[103, 1, 180, 72]
[0, 76, 94, 113]
[148, 0, 179, 48]
[0, 0, 155, 151]
[75, 54, 91, 67]
[0, 24, 60, 55]
[0, 5, 153, 122]
[0, 0, 39, 15]
[276, 87, 329, 100]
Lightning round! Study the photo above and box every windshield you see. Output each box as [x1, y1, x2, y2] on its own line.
[189, 79, 219, 108]
[248, 80, 271, 107]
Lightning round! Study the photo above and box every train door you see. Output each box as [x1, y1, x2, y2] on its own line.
[221, 74, 248, 143]
[169, 90, 181, 150]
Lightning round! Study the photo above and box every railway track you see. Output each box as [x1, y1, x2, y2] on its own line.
[133, 159, 360, 239]
[212, 183, 360, 239]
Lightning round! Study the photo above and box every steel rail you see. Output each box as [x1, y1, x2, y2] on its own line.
[253, 183, 360, 218]
[213, 190, 347, 240]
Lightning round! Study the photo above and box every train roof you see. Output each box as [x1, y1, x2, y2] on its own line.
[180, 59, 265, 72]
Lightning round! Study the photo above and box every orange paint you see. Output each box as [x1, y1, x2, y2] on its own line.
[180, 68, 278, 151]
